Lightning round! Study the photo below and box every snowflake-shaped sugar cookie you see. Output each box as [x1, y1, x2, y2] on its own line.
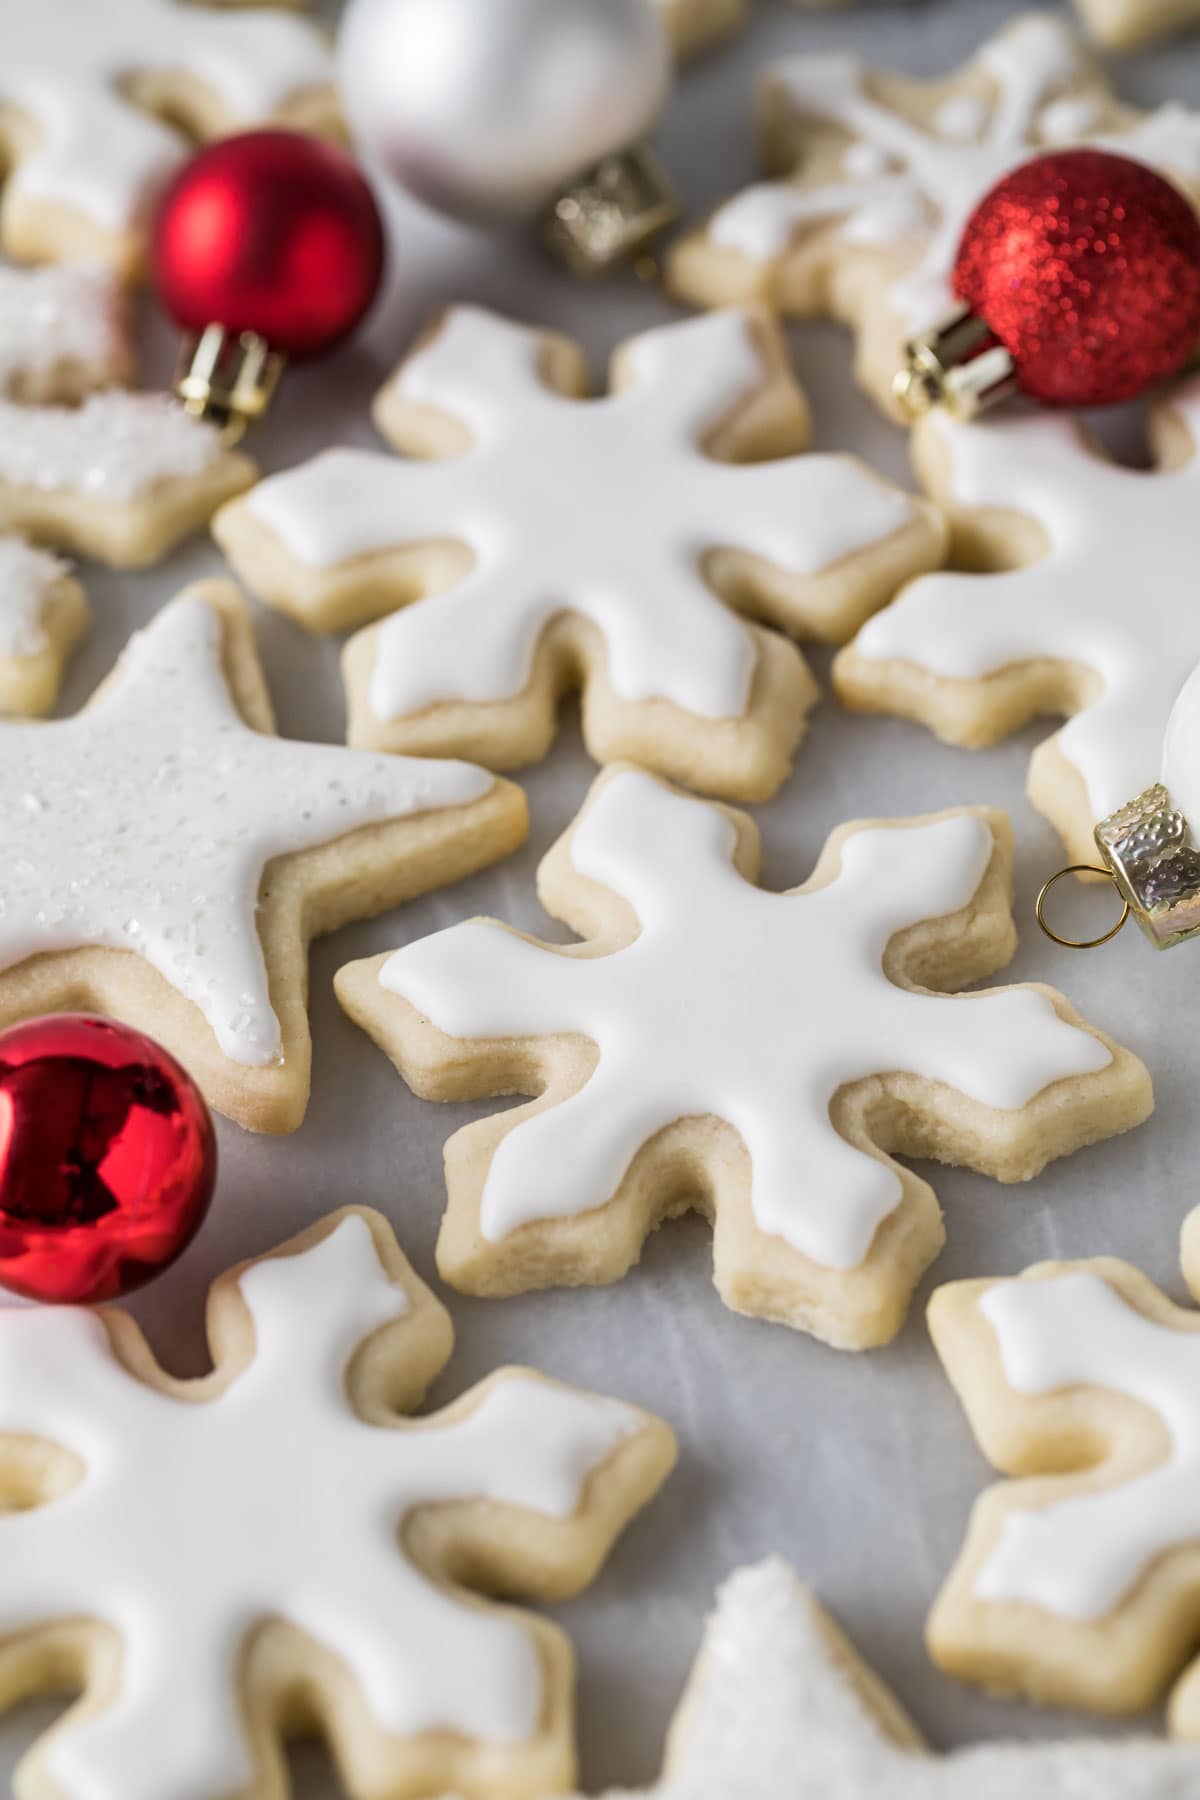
[0, 0, 334, 275]
[336, 766, 1149, 1350]
[834, 379, 1200, 865]
[0, 536, 87, 716]
[589, 1558, 1200, 1798]
[928, 1205, 1200, 1732]
[0, 581, 525, 1132]
[215, 304, 943, 802]
[669, 14, 1200, 419]
[0, 1208, 673, 1800]
[1073, 0, 1200, 47]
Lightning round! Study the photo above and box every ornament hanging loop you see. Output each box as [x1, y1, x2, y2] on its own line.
[1035, 865, 1130, 951]
[894, 305, 1019, 422]
[173, 325, 286, 445]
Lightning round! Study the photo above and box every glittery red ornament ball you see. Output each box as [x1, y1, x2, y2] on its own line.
[953, 148, 1200, 408]
[152, 130, 386, 360]
[0, 1015, 217, 1304]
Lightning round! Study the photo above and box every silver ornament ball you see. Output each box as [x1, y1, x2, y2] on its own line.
[337, 0, 671, 225]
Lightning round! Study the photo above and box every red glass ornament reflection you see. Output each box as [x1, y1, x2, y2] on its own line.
[954, 148, 1200, 409]
[0, 1015, 217, 1304]
[152, 129, 386, 359]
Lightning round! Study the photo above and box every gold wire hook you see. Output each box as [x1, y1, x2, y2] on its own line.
[1035, 865, 1131, 950]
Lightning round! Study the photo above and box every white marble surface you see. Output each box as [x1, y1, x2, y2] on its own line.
[4, 1, 1199, 1792]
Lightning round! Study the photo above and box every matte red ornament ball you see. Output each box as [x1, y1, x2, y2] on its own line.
[152, 130, 386, 360]
[954, 148, 1200, 408]
[0, 1015, 217, 1305]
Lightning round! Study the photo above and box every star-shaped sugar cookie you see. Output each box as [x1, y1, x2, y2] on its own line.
[587, 1558, 1200, 1797]
[0, 581, 526, 1132]
[0, 0, 335, 275]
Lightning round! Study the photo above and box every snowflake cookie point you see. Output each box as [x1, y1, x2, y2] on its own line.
[835, 379, 1200, 866]
[0, 1206, 673, 1800]
[928, 1220, 1200, 1723]
[336, 765, 1148, 1350]
[585, 1555, 1200, 1797]
[0, 0, 336, 276]
[215, 303, 943, 804]
[668, 13, 1200, 421]
[0, 579, 526, 1133]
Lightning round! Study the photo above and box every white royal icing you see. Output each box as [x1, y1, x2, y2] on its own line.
[853, 384, 1200, 822]
[380, 771, 1111, 1269]
[0, 537, 68, 658]
[599, 1558, 1200, 1798]
[974, 1271, 1200, 1622]
[0, 263, 125, 397]
[0, 592, 491, 1066]
[708, 14, 1200, 327]
[0, 0, 331, 233]
[243, 306, 920, 723]
[0, 391, 225, 503]
[0, 1214, 643, 1800]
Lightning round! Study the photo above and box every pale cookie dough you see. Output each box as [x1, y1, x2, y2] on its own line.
[335, 765, 1149, 1350]
[0, 0, 336, 277]
[668, 13, 1200, 421]
[586, 1558, 1200, 1798]
[1073, 0, 1200, 47]
[834, 381, 1200, 867]
[0, 580, 527, 1134]
[0, 1207, 675, 1800]
[0, 536, 88, 716]
[928, 1203, 1200, 1728]
[0, 263, 129, 401]
[0, 391, 255, 568]
[215, 305, 944, 804]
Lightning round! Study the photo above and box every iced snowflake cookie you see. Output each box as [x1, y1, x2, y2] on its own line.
[834, 381, 1200, 867]
[1073, 0, 1200, 47]
[0, 581, 526, 1133]
[588, 1558, 1200, 1798]
[927, 1206, 1200, 1727]
[335, 765, 1149, 1349]
[0, 263, 129, 401]
[215, 305, 943, 803]
[0, 537, 87, 717]
[668, 14, 1200, 421]
[0, 1207, 674, 1800]
[0, 0, 334, 276]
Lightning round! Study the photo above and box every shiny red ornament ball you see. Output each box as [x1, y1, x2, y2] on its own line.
[954, 148, 1200, 408]
[0, 1015, 217, 1305]
[152, 130, 386, 360]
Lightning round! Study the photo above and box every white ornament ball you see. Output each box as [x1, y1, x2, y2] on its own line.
[1163, 660, 1200, 828]
[337, 0, 671, 225]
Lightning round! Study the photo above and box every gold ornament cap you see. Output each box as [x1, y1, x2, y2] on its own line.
[894, 304, 1019, 422]
[1093, 783, 1200, 950]
[173, 324, 286, 444]
[544, 145, 679, 276]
